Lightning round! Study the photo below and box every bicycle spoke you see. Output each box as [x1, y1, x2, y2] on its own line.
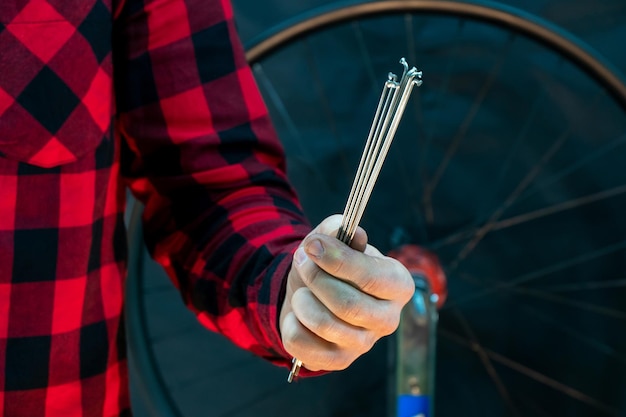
[439, 328, 621, 416]
[454, 277, 626, 365]
[252, 63, 335, 190]
[404, 13, 426, 139]
[446, 87, 606, 271]
[452, 309, 520, 416]
[348, 20, 429, 240]
[400, 13, 429, 241]
[426, 223, 476, 250]
[454, 271, 626, 322]
[444, 238, 626, 309]
[423, 33, 515, 222]
[418, 19, 464, 223]
[303, 38, 352, 177]
[447, 131, 573, 271]
[479, 89, 546, 223]
[428, 183, 626, 252]
[350, 21, 379, 94]
[520, 305, 626, 366]
[493, 184, 626, 230]
[513, 132, 626, 207]
[539, 277, 626, 292]
[511, 286, 626, 321]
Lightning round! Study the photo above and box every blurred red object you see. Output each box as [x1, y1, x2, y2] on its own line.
[388, 244, 447, 308]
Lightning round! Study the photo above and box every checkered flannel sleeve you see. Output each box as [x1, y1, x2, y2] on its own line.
[113, 0, 312, 364]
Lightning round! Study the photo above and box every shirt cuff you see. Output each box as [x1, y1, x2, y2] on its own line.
[261, 246, 327, 378]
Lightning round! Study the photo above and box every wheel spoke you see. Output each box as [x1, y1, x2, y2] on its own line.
[520, 305, 626, 366]
[252, 63, 305, 154]
[452, 309, 520, 416]
[446, 89, 605, 271]
[492, 184, 626, 230]
[478, 89, 546, 223]
[418, 19, 464, 224]
[511, 286, 626, 321]
[402, 13, 429, 241]
[350, 21, 379, 94]
[423, 33, 515, 220]
[446, 128, 572, 271]
[428, 183, 626, 251]
[539, 277, 626, 292]
[303, 38, 352, 177]
[439, 328, 621, 416]
[513, 132, 626, 207]
[253, 63, 335, 190]
[444, 239, 626, 309]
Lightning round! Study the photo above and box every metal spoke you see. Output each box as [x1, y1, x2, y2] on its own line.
[404, 13, 426, 141]
[303, 38, 352, 177]
[350, 20, 430, 241]
[520, 305, 626, 366]
[401, 13, 430, 241]
[446, 92, 604, 270]
[439, 328, 621, 416]
[492, 183, 626, 230]
[513, 132, 626, 207]
[539, 277, 626, 292]
[428, 183, 626, 250]
[452, 309, 520, 416]
[431, 132, 626, 252]
[422, 33, 515, 223]
[350, 20, 429, 241]
[446, 128, 573, 271]
[453, 271, 626, 322]
[351, 21, 380, 94]
[510, 286, 626, 321]
[477, 89, 546, 226]
[418, 19, 464, 224]
[252, 63, 304, 153]
[444, 238, 626, 309]
[252, 63, 333, 190]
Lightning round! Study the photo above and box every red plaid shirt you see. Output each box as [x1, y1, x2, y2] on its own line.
[0, 0, 311, 415]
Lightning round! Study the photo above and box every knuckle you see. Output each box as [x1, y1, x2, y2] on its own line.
[309, 349, 346, 372]
[389, 258, 415, 301]
[326, 352, 354, 371]
[358, 331, 378, 353]
[360, 274, 382, 295]
[281, 327, 302, 356]
[338, 293, 364, 323]
[310, 312, 340, 340]
[327, 245, 350, 277]
[382, 313, 401, 335]
[376, 305, 401, 336]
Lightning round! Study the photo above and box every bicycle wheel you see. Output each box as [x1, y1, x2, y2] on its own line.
[127, 1, 626, 416]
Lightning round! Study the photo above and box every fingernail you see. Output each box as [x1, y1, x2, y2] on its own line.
[306, 239, 324, 259]
[294, 247, 308, 266]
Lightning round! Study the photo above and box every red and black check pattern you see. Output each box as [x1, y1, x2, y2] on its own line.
[0, 0, 310, 415]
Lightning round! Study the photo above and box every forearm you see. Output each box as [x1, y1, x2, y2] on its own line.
[113, 0, 311, 362]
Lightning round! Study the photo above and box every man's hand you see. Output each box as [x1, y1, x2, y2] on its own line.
[279, 215, 415, 372]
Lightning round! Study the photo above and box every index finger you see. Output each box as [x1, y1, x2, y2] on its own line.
[312, 214, 368, 253]
[301, 234, 414, 302]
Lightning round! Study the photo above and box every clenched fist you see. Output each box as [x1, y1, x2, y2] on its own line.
[280, 215, 415, 372]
